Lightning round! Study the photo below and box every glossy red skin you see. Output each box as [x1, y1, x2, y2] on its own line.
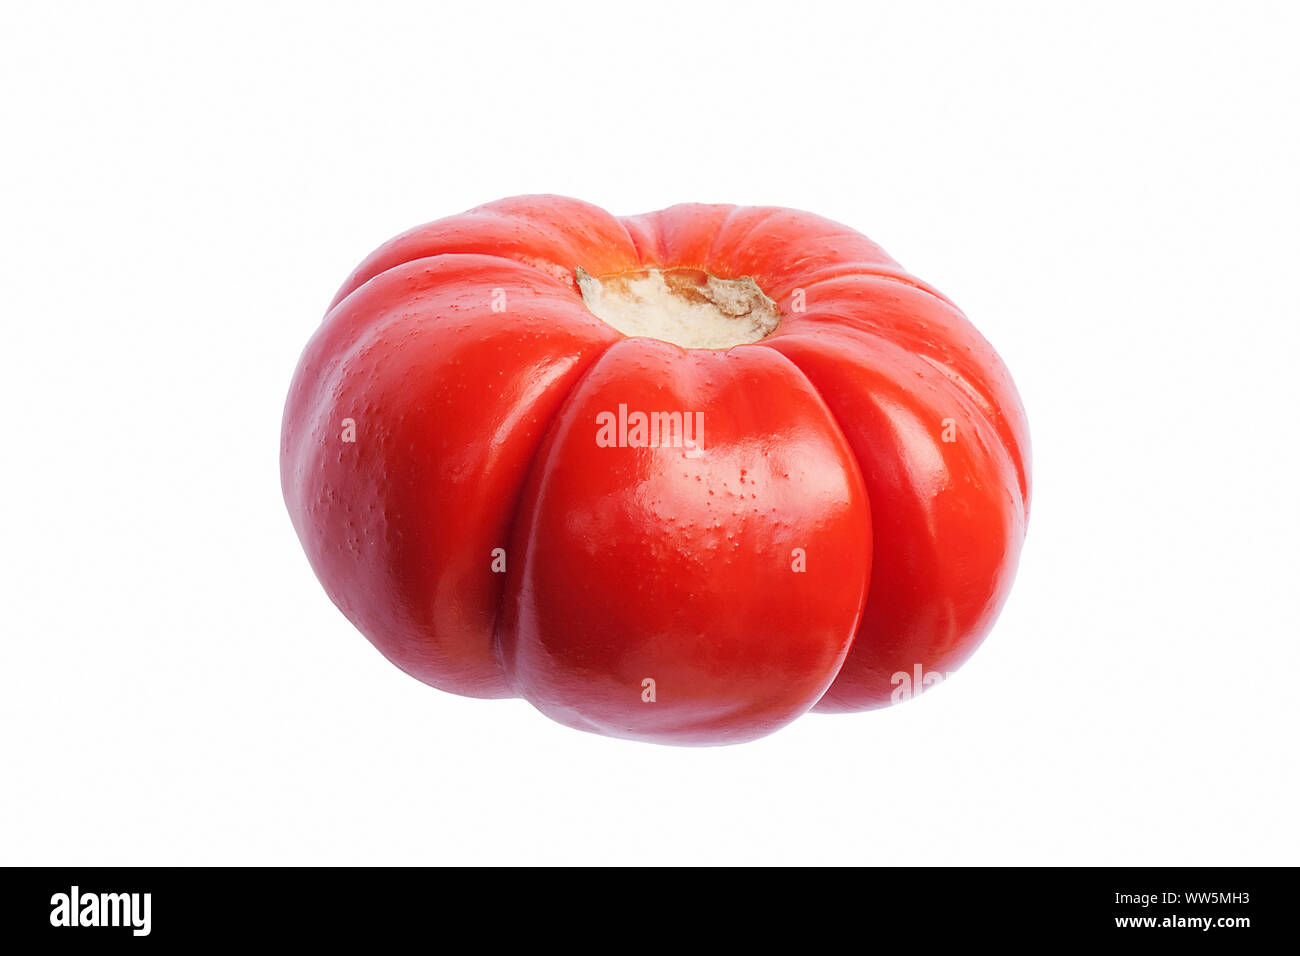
[282, 195, 1030, 744]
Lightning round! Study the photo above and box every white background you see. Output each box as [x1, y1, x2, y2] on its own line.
[2, 1, 1296, 865]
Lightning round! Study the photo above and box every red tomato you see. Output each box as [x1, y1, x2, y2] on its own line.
[281, 195, 1030, 745]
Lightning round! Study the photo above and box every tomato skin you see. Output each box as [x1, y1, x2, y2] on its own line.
[766, 328, 1026, 711]
[282, 253, 621, 698]
[499, 339, 870, 744]
[282, 195, 1030, 743]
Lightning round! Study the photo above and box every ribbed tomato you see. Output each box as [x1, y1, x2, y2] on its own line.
[281, 195, 1030, 745]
